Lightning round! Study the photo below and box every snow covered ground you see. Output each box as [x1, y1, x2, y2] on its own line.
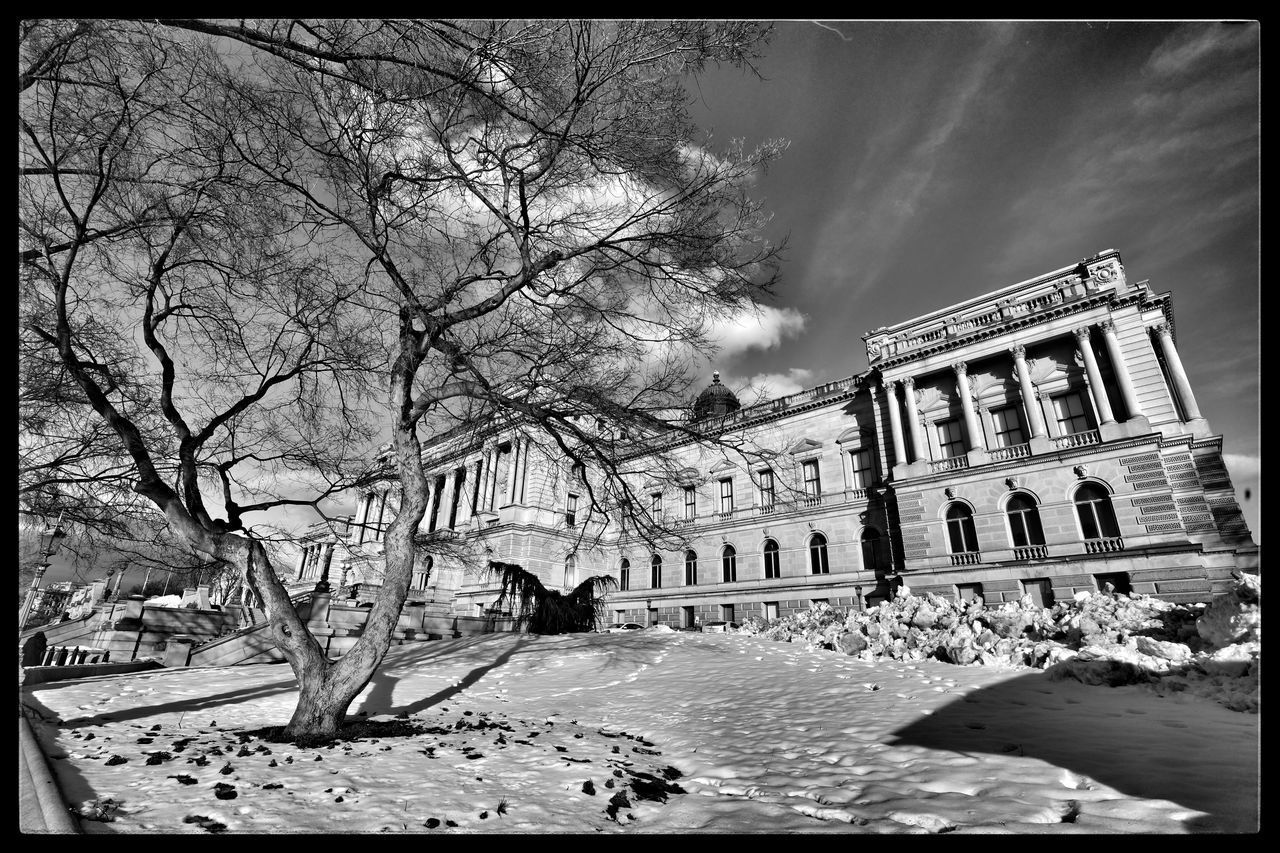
[22, 627, 1259, 834]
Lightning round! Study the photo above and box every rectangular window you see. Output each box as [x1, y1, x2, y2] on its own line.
[758, 469, 775, 507]
[720, 603, 735, 623]
[936, 419, 966, 459]
[684, 486, 697, 520]
[849, 448, 875, 490]
[448, 468, 465, 528]
[764, 601, 779, 621]
[565, 493, 578, 527]
[991, 406, 1026, 448]
[719, 478, 734, 514]
[956, 582, 984, 604]
[411, 570, 429, 590]
[682, 606, 696, 629]
[763, 545, 781, 579]
[1022, 578, 1055, 608]
[650, 491, 663, 519]
[802, 460, 821, 498]
[1053, 392, 1090, 436]
[619, 566, 629, 591]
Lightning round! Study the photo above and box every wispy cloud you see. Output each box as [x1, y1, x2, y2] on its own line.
[737, 368, 816, 401]
[706, 305, 807, 361]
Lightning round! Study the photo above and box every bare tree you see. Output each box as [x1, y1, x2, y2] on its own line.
[21, 19, 784, 739]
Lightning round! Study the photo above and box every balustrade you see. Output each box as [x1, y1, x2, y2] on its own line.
[929, 456, 970, 473]
[1012, 545, 1049, 560]
[1084, 537, 1125, 554]
[950, 552, 982, 566]
[1052, 430, 1100, 449]
[988, 442, 1031, 461]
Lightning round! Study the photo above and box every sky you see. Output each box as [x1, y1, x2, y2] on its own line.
[686, 20, 1260, 535]
[23, 627, 1259, 834]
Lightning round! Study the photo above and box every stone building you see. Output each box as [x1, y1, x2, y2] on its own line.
[309, 249, 1257, 627]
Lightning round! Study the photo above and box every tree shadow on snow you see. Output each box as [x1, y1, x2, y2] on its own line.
[885, 668, 1259, 833]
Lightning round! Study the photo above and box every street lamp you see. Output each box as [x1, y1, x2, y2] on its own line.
[20, 513, 67, 632]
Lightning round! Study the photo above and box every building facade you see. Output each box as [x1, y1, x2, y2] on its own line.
[312, 250, 1257, 627]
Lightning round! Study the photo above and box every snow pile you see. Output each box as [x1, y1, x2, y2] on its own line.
[738, 572, 1260, 713]
[144, 595, 184, 609]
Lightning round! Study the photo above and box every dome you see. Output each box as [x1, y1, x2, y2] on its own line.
[692, 371, 741, 420]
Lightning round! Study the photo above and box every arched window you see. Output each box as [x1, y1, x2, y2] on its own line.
[412, 555, 434, 590]
[945, 503, 979, 554]
[809, 533, 829, 574]
[722, 544, 737, 582]
[564, 555, 576, 589]
[650, 554, 663, 589]
[1074, 483, 1121, 539]
[763, 539, 781, 579]
[1006, 493, 1046, 547]
[619, 558, 630, 591]
[684, 550, 698, 586]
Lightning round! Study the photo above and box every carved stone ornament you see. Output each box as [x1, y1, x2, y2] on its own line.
[1073, 465, 1088, 478]
[1010, 343, 1026, 359]
[944, 487, 955, 499]
[867, 339, 882, 360]
[1098, 320, 1115, 334]
[1072, 326, 1092, 342]
[1151, 321, 1171, 338]
[1093, 262, 1118, 283]
[1005, 477, 1019, 490]
[952, 361, 969, 376]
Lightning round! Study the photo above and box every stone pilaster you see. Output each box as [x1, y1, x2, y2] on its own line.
[1010, 344, 1051, 453]
[953, 362, 988, 463]
[1152, 322, 1204, 422]
[1072, 326, 1117, 425]
[1098, 319, 1143, 420]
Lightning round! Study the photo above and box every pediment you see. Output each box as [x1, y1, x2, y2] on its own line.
[835, 426, 874, 444]
[787, 437, 823, 455]
[708, 459, 737, 474]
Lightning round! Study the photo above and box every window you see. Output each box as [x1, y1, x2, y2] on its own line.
[1074, 483, 1121, 539]
[563, 555, 577, 589]
[1005, 493, 1046, 547]
[684, 486, 697, 520]
[1094, 571, 1132, 596]
[763, 538, 781, 579]
[565, 493, 578, 527]
[682, 606, 695, 628]
[1053, 392, 1090, 436]
[945, 503, 980, 553]
[861, 528, 890, 576]
[650, 491, 663, 519]
[936, 419, 966, 459]
[809, 532, 830, 574]
[720, 603, 735, 623]
[719, 478, 734, 514]
[619, 558, 630, 591]
[684, 550, 698, 586]
[802, 460, 822, 498]
[650, 554, 662, 589]
[721, 544, 737, 582]
[764, 601, 779, 621]
[956, 582, 984, 604]
[410, 555, 433, 591]
[849, 448, 875, 489]
[758, 469, 775, 508]
[428, 474, 446, 532]
[991, 406, 1026, 448]
[1022, 578, 1055, 608]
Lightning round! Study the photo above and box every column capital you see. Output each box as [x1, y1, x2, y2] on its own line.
[952, 361, 969, 376]
[901, 375, 916, 390]
[1151, 321, 1172, 338]
[1072, 326, 1093, 342]
[1009, 343, 1027, 359]
[1098, 319, 1116, 334]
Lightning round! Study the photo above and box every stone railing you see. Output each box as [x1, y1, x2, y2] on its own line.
[755, 503, 778, 516]
[930, 456, 970, 473]
[1012, 545, 1049, 560]
[989, 442, 1031, 461]
[1053, 429, 1101, 449]
[1084, 537, 1124, 554]
[802, 495, 824, 508]
[950, 551, 982, 566]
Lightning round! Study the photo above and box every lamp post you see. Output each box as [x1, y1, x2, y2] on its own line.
[20, 513, 67, 632]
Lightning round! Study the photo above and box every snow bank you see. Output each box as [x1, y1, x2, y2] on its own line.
[738, 571, 1260, 713]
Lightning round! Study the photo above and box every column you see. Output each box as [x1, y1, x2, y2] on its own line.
[1152, 322, 1203, 420]
[952, 362, 986, 451]
[1010, 344, 1048, 438]
[516, 439, 531, 503]
[1072, 327, 1116, 425]
[295, 546, 309, 580]
[901, 376, 927, 463]
[480, 446, 497, 511]
[469, 458, 484, 518]
[504, 439, 521, 505]
[883, 380, 906, 468]
[1098, 320, 1143, 419]
[487, 446, 501, 509]
[425, 478, 439, 530]
[315, 543, 334, 592]
[439, 470, 457, 529]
